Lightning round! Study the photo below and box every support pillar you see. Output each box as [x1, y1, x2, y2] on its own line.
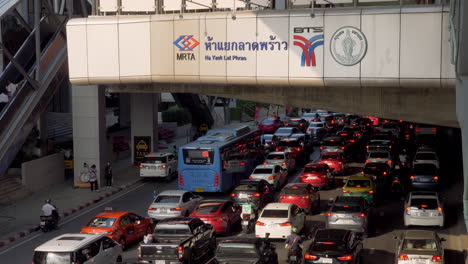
[130, 93, 159, 164]
[72, 85, 107, 188]
[119, 93, 131, 128]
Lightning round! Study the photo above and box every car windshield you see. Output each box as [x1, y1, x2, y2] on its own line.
[321, 154, 340, 160]
[304, 166, 325, 173]
[281, 187, 308, 196]
[303, 113, 316, 118]
[154, 195, 180, 203]
[410, 198, 438, 210]
[142, 156, 166, 164]
[267, 154, 285, 160]
[262, 135, 274, 140]
[346, 180, 371, 188]
[276, 128, 292, 134]
[324, 140, 343, 146]
[369, 140, 390, 146]
[253, 168, 273, 174]
[415, 153, 437, 160]
[86, 217, 116, 228]
[279, 141, 300, 148]
[309, 123, 323, 128]
[216, 243, 259, 257]
[310, 242, 347, 252]
[195, 203, 222, 214]
[33, 252, 72, 264]
[155, 227, 191, 235]
[331, 205, 361, 213]
[261, 209, 289, 218]
[402, 239, 437, 251]
[413, 164, 438, 175]
[369, 152, 389, 158]
[261, 119, 275, 124]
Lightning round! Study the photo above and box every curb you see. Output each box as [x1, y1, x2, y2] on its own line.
[0, 179, 141, 248]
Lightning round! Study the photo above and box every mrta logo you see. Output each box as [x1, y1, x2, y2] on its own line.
[174, 35, 199, 61]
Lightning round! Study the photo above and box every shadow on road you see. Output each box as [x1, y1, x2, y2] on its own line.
[360, 248, 394, 264]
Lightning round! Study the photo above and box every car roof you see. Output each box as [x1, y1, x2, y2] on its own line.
[198, 199, 230, 204]
[347, 175, 372, 180]
[267, 151, 286, 155]
[404, 230, 437, 240]
[158, 217, 195, 225]
[305, 163, 328, 167]
[410, 191, 438, 199]
[321, 152, 343, 155]
[158, 190, 187, 196]
[365, 162, 390, 167]
[263, 203, 292, 210]
[368, 150, 390, 154]
[35, 233, 106, 252]
[323, 137, 344, 141]
[145, 152, 171, 157]
[280, 137, 300, 142]
[254, 164, 276, 169]
[283, 183, 310, 189]
[315, 229, 349, 242]
[239, 179, 264, 185]
[334, 196, 366, 205]
[218, 237, 262, 245]
[94, 211, 130, 218]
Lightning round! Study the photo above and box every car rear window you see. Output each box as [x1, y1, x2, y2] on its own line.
[267, 154, 285, 160]
[143, 156, 166, 164]
[415, 153, 437, 160]
[279, 140, 300, 148]
[154, 195, 180, 203]
[235, 184, 257, 191]
[413, 164, 438, 175]
[309, 123, 323, 128]
[276, 128, 292, 134]
[371, 135, 391, 141]
[281, 187, 308, 196]
[321, 154, 340, 160]
[261, 119, 274, 124]
[195, 203, 222, 214]
[86, 217, 116, 228]
[364, 164, 387, 172]
[33, 251, 72, 264]
[369, 152, 389, 158]
[410, 198, 438, 210]
[253, 168, 273, 174]
[303, 166, 325, 173]
[331, 205, 361, 213]
[402, 239, 437, 251]
[382, 123, 397, 129]
[346, 180, 371, 188]
[261, 209, 289, 218]
[216, 243, 259, 257]
[310, 242, 346, 252]
[323, 140, 343, 146]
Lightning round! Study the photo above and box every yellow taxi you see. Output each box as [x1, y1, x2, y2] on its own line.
[342, 174, 376, 203]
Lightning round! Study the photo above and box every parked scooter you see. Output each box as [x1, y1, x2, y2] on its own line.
[240, 200, 258, 233]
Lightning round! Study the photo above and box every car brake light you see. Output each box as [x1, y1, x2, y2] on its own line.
[161, 165, 167, 168]
[230, 193, 237, 197]
[342, 189, 350, 193]
[148, 207, 156, 210]
[263, 162, 268, 165]
[279, 195, 286, 199]
[171, 207, 182, 211]
[366, 145, 369, 149]
[415, 128, 422, 132]
[433, 176, 439, 180]
[430, 128, 437, 132]
[353, 213, 366, 218]
[249, 176, 253, 179]
[256, 221, 265, 226]
[307, 128, 311, 131]
[320, 146, 325, 150]
[239, 162, 246, 166]
[406, 206, 411, 215]
[302, 195, 310, 199]
[304, 253, 318, 260]
[386, 160, 392, 164]
[177, 246, 184, 260]
[326, 213, 333, 217]
[365, 190, 375, 194]
[340, 146, 345, 150]
[349, 139, 355, 143]
[223, 162, 229, 167]
[438, 207, 443, 216]
[137, 246, 142, 260]
[282, 162, 287, 165]
[383, 171, 387, 175]
[268, 176, 274, 180]
[251, 193, 261, 197]
[432, 255, 442, 262]
[410, 175, 415, 180]
[280, 222, 292, 226]
[337, 255, 353, 261]
[399, 254, 409, 260]
[214, 172, 220, 187]
[139, 164, 144, 168]
[179, 172, 184, 186]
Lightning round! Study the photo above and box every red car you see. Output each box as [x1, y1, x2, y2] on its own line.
[319, 152, 346, 175]
[189, 200, 241, 235]
[258, 118, 283, 133]
[299, 163, 334, 189]
[278, 183, 320, 214]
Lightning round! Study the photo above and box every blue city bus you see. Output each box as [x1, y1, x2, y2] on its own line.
[178, 125, 262, 192]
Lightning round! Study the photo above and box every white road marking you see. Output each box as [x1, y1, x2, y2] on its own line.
[0, 182, 147, 256]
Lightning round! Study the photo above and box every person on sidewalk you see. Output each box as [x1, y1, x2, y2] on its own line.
[80, 163, 90, 183]
[89, 164, 99, 192]
[104, 161, 113, 188]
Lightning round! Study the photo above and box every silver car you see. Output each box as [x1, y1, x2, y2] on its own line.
[326, 196, 370, 234]
[147, 190, 202, 220]
[395, 230, 445, 264]
[274, 127, 300, 138]
[404, 191, 444, 227]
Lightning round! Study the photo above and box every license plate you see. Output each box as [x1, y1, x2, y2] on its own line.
[419, 178, 431, 182]
[40, 221, 45, 225]
[239, 193, 248, 199]
[414, 259, 427, 264]
[195, 188, 204, 192]
[320, 258, 333, 263]
[290, 256, 297, 261]
[339, 219, 355, 225]
[419, 212, 429, 217]
[308, 176, 317, 180]
[242, 204, 252, 213]
[155, 260, 165, 264]
[160, 208, 167, 213]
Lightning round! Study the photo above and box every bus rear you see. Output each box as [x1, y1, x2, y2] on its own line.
[178, 147, 225, 192]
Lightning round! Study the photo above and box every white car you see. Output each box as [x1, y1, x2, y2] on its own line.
[33, 233, 123, 264]
[302, 112, 318, 123]
[249, 164, 288, 190]
[413, 150, 439, 169]
[366, 150, 393, 168]
[404, 191, 444, 227]
[264, 151, 296, 173]
[395, 230, 445, 264]
[147, 190, 202, 220]
[139, 152, 177, 179]
[255, 203, 306, 239]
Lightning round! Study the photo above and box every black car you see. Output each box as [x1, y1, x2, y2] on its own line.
[363, 162, 392, 187]
[285, 118, 309, 132]
[231, 179, 274, 210]
[304, 229, 363, 264]
[215, 238, 278, 264]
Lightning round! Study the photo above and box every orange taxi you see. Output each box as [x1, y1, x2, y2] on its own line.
[81, 210, 153, 250]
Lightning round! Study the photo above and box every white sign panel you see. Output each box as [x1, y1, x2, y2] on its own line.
[121, 0, 155, 12]
[199, 13, 227, 83]
[99, 0, 118, 12]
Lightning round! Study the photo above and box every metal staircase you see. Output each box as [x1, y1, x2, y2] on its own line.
[172, 93, 214, 129]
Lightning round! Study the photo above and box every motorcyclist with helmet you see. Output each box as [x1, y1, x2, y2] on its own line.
[41, 199, 59, 230]
[285, 227, 303, 263]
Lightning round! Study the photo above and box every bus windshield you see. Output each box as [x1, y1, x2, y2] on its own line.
[183, 149, 214, 165]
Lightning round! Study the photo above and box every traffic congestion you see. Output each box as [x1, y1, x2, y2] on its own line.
[27, 110, 462, 264]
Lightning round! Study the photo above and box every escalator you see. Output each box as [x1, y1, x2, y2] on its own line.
[172, 93, 214, 129]
[0, 16, 69, 177]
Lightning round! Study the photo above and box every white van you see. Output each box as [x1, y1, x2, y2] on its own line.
[139, 152, 177, 179]
[33, 233, 123, 264]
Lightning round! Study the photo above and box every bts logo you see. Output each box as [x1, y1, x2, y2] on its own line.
[173, 35, 200, 51]
[293, 34, 324, 67]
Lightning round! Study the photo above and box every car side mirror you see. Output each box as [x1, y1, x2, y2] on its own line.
[440, 238, 446, 242]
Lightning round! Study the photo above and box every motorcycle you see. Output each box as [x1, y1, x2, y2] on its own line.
[40, 209, 59, 232]
[287, 247, 302, 264]
[240, 201, 257, 233]
[390, 176, 404, 199]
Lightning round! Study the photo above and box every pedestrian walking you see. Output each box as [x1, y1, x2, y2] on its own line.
[104, 161, 113, 188]
[89, 164, 98, 192]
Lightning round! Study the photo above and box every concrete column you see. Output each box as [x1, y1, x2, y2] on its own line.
[130, 93, 159, 164]
[0, 23, 3, 72]
[119, 93, 131, 128]
[36, 112, 47, 156]
[72, 85, 107, 188]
